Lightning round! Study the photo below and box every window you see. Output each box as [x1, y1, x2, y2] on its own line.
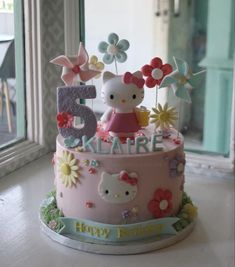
[83, 0, 234, 159]
[0, 0, 65, 178]
[0, 0, 25, 149]
[61, 0, 234, 173]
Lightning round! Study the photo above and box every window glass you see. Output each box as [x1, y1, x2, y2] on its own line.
[84, 0, 234, 155]
[0, 0, 25, 149]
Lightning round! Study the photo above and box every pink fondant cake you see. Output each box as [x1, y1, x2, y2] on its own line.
[55, 128, 184, 225]
[41, 33, 202, 251]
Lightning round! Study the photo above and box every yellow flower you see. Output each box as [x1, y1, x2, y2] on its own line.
[74, 146, 84, 152]
[58, 151, 80, 187]
[183, 203, 198, 220]
[89, 55, 104, 79]
[149, 103, 178, 130]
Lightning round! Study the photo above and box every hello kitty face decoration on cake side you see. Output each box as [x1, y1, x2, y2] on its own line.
[101, 71, 144, 111]
[98, 171, 138, 204]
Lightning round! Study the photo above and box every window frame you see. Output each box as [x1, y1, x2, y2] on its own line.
[0, 0, 50, 178]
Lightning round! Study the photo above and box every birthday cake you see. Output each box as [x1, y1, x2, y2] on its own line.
[41, 33, 202, 252]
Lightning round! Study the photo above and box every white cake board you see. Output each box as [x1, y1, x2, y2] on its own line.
[40, 216, 195, 255]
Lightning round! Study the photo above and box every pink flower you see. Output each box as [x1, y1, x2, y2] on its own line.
[48, 220, 57, 230]
[141, 57, 173, 88]
[57, 112, 74, 128]
[148, 188, 173, 218]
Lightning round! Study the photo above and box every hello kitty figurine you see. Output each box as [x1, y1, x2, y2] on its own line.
[98, 171, 138, 204]
[101, 71, 145, 137]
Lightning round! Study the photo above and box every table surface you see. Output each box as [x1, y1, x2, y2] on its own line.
[0, 154, 234, 267]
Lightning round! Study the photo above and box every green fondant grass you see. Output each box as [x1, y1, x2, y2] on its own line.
[173, 192, 197, 232]
[40, 190, 64, 232]
[41, 191, 196, 234]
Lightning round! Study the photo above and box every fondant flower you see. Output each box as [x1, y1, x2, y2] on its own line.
[131, 207, 139, 216]
[57, 112, 74, 128]
[89, 55, 105, 78]
[58, 151, 80, 187]
[150, 103, 178, 130]
[50, 42, 100, 85]
[48, 220, 57, 230]
[74, 146, 84, 152]
[64, 136, 80, 148]
[159, 57, 206, 103]
[98, 33, 130, 64]
[41, 196, 55, 208]
[122, 209, 131, 219]
[82, 159, 89, 166]
[182, 203, 198, 220]
[169, 155, 186, 177]
[91, 159, 100, 167]
[148, 189, 173, 218]
[141, 57, 173, 88]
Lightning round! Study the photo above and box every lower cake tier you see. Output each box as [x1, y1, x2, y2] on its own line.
[54, 130, 186, 225]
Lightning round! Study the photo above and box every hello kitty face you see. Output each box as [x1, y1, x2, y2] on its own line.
[101, 71, 144, 111]
[98, 171, 138, 204]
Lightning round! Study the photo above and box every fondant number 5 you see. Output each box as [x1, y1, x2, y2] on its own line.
[57, 86, 97, 142]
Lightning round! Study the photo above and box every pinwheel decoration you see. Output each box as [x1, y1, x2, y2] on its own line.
[50, 42, 101, 86]
[159, 57, 206, 103]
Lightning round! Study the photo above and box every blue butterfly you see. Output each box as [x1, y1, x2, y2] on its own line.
[64, 136, 80, 148]
[159, 57, 206, 103]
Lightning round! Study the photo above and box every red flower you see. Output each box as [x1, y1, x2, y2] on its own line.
[148, 188, 173, 218]
[57, 112, 74, 128]
[141, 57, 173, 88]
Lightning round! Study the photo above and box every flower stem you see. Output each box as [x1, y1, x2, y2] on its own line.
[114, 58, 118, 75]
[177, 99, 182, 138]
[91, 79, 94, 110]
[155, 86, 158, 107]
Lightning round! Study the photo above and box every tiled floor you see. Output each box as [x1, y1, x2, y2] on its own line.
[0, 154, 234, 267]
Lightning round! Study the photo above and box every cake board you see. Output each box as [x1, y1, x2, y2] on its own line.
[40, 214, 195, 255]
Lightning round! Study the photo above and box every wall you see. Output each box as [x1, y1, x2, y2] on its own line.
[40, 0, 65, 151]
[84, 0, 166, 112]
[191, 0, 208, 132]
[0, 11, 14, 34]
[167, 0, 194, 130]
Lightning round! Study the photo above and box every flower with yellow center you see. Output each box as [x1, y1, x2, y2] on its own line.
[58, 151, 80, 187]
[149, 103, 178, 130]
[183, 203, 198, 220]
[89, 55, 105, 79]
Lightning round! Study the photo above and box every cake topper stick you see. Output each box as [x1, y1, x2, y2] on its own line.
[177, 99, 182, 138]
[141, 57, 173, 109]
[114, 58, 118, 75]
[98, 33, 129, 75]
[159, 57, 206, 137]
[88, 55, 105, 110]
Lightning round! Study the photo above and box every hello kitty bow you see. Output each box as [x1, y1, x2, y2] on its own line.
[119, 171, 138, 186]
[123, 72, 145, 89]
[50, 42, 100, 86]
